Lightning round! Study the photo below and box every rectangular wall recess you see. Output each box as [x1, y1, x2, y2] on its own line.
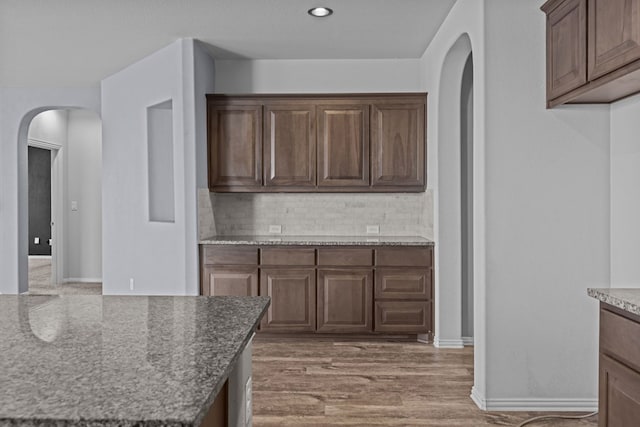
[147, 100, 175, 223]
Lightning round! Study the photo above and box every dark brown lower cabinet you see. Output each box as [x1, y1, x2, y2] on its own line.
[260, 268, 316, 332]
[599, 354, 640, 426]
[374, 301, 431, 333]
[202, 267, 258, 297]
[317, 268, 373, 333]
[199, 380, 228, 427]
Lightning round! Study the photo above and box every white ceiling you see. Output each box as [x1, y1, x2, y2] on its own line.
[0, 0, 456, 87]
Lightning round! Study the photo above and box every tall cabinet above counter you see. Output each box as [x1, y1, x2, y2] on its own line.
[206, 93, 427, 192]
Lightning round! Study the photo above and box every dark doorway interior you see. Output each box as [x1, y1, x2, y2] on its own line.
[28, 146, 52, 256]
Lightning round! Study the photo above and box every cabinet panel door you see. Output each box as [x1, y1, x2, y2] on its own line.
[260, 268, 316, 332]
[201, 267, 258, 296]
[374, 301, 431, 333]
[375, 268, 432, 300]
[317, 268, 373, 333]
[545, 0, 588, 100]
[208, 104, 262, 189]
[370, 101, 426, 189]
[589, 0, 640, 80]
[317, 104, 369, 187]
[599, 354, 640, 426]
[264, 104, 316, 188]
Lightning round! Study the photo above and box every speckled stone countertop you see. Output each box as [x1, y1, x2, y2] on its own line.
[0, 295, 269, 427]
[588, 288, 640, 316]
[199, 235, 434, 246]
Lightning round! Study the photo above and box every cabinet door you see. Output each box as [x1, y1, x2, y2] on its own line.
[544, 0, 587, 100]
[260, 268, 316, 332]
[317, 268, 373, 333]
[201, 267, 258, 296]
[317, 104, 369, 187]
[208, 104, 262, 190]
[264, 104, 315, 188]
[370, 100, 426, 189]
[589, 0, 640, 80]
[374, 301, 431, 333]
[599, 354, 640, 426]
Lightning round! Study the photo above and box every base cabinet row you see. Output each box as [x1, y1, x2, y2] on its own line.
[200, 246, 434, 335]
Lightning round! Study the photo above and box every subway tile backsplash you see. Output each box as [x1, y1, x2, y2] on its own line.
[198, 189, 433, 239]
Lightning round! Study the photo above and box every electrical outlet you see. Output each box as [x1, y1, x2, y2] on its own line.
[268, 224, 282, 234]
[71, 201, 78, 211]
[366, 225, 380, 234]
[245, 376, 252, 426]
[129, 278, 134, 291]
[34, 237, 40, 244]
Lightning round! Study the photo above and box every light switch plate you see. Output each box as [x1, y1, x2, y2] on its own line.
[366, 225, 380, 234]
[268, 224, 282, 234]
[71, 201, 78, 211]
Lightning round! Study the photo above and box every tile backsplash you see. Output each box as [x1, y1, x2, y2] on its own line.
[198, 189, 433, 239]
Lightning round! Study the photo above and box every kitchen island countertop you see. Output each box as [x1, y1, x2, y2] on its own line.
[588, 288, 640, 316]
[199, 235, 434, 246]
[0, 295, 269, 426]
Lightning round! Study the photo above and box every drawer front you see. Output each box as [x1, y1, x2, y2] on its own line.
[375, 268, 431, 300]
[261, 248, 315, 266]
[202, 246, 258, 265]
[601, 307, 640, 372]
[374, 301, 431, 333]
[376, 247, 433, 267]
[317, 248, 373, 266]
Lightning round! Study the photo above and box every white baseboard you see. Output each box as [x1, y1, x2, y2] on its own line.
[28, 255, 52, 260]
[63, 278, 102, 284]
[470, 386, 486, 410]
[484, 397, 597, 412]
[462, 336, 474, 346]
[434, 337, 465, 348]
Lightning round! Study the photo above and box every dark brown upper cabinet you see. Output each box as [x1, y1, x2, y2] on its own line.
[371, 101, 426, 190]
[264, 102, 316, 189]
[206, 93, 427, 193]
[542, 0, 640, 107]
[317, 103, 370, 188]
[207, 102, 262, 190]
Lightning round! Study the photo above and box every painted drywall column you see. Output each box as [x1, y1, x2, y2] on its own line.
[610, 94, 640, 287]
[102, 39, 203, 295]
[0, 88, 100, 294]
[480, 0, 609, 409]
[65, 109, 102, 282]
[419, 0, 487, 400]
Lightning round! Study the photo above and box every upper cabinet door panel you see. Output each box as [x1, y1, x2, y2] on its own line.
[317, 104, 370, 187]
[589, 0, 640, 80]
[208, 104, 262, 189]
[264, 104, 316, 188]
[545, 0, 588, 100]
[370, 100, 426, 189]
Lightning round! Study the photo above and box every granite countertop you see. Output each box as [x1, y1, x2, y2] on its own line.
[588, 288, 640, 316]
[0, 295, 269, 427]
[199, 235, 434, 246]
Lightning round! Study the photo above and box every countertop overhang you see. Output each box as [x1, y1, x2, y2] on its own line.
[588, 288, 640, 316]
[0, 295, 269, 427]
[199, 235, 434, 246]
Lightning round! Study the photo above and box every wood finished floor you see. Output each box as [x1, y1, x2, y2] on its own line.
[252, 338, 598, 426]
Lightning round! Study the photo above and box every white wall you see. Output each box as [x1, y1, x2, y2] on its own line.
[482, 0, 609, 409]
[610, 94, 640, 287]
[28, 110, 68, 145]
[214, 59, 421, 93]
[101, 39, 205, 296]
[0, 88, 100, 294]
[65, 109, 102, 281]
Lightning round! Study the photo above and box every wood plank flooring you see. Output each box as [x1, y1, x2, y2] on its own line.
[252, 337, 598, 426]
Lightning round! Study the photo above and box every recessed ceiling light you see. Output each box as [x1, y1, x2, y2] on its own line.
[308, 7, 333, 17]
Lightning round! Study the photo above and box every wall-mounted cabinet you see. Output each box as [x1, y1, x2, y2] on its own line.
[542, 0, 640, 107]
[206, 94, 427, 192]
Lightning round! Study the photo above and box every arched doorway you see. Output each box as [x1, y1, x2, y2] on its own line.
[20, 108, 102, 295]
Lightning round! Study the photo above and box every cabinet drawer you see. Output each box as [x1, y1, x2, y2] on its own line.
[601, 307, 640, 372]
[317, 248, 373, 266]
[376, 247, 433, 267]
[261, 248, 315, 266]
[201, 246, 258, 265]
[374, 301, 431, 333]
[201, 267, 258, 297]
[375, 268, 432, 300]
